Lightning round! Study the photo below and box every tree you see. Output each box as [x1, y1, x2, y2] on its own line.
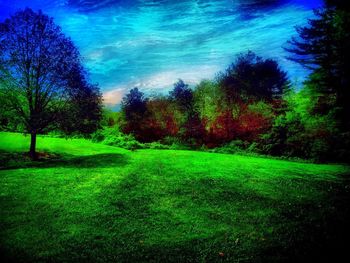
[193, 80, 222, 125]
[0, 8, 102, 159]
[121, 87, 148, 139]
[285, 7, 350, 128]
[169, 79, 205, 144]
[219, 51, 290, 103]
[145, 97, 179, 140]
[59, 64, 102, 135]
[169, 79, 194, 113]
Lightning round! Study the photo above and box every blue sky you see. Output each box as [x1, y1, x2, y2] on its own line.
[0, 0, 323, 105]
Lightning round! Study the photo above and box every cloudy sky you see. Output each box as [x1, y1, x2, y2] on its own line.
[0, 0, 323, 106]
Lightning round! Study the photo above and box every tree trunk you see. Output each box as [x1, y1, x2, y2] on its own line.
[29, 132, 37, 160]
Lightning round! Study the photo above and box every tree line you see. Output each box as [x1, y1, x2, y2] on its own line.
[119, 1, 350, 162]
[121, 52, 288, 145]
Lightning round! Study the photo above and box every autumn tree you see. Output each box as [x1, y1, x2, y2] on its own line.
[0, 8, 102, 159]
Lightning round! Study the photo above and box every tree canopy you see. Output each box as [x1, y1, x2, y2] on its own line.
[121, 87, 148, 140]
[219, 51, 289, 103]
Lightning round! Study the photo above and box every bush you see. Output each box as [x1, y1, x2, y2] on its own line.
[92, 128, 144, 150]
[161, 136, 190, 150]
[211, 140, 248, 154]
[143, 142, 170, 149]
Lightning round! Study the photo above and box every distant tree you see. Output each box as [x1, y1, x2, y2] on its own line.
[183, 112, 206, 145]
[169, 79, 205, 144]
[0, 8, 102, 159]
[285, 7, 350, 128]
[219, 51, 290, 103]
[193, 80, 222, 125]
[101, 108, 122, 127]
[169, 79, 194, 113]
[59, 64, 102, 135]
[146, 97, 179, 140]
[121, 87, 148, 139]
[209, 110, 238, 145]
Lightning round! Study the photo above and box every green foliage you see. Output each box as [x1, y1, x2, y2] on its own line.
[193, 80, 222, 123]
[143, 142, 170, 149]
[161, 136, 190, 150]
[218, 51, 290, 103]
[211, 140, 249, 154]
[101, 108, 123, 128]
[247, 101, 274, 119]
[119, 52, 293, 155]
[0, 92, 23, 132]
[260, 85, 350, 162]
[92, 127, 144, 150]
[285, 6, 350, 130]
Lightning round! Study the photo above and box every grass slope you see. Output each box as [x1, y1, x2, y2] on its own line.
[0, 132, 349, 262]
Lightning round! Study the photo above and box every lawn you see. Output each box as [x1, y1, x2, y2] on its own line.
[0, 132, 349, 262]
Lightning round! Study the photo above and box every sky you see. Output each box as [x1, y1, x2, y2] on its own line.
[0, 0, 324, 106]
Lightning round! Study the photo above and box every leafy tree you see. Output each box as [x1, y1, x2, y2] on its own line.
[169, 79, 205, 144]
[145, 97, 179, 140]
[219, 51, 289, 103]
[169, 79, 194, 113]
[208, 110, 238, 145]
[0, 8, 102, 159]
[59, 64, 102, 135]
[121, 87, 148, 139]
[193, 80, 222, 126]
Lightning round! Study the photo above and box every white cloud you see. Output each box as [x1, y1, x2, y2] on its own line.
[102, 65, 220, 105]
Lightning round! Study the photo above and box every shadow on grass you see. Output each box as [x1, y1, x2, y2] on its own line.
[0, 150, 129, 170]
[109, 175, 350, 263]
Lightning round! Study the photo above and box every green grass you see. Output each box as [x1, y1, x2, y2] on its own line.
[1, 132, 350, 262]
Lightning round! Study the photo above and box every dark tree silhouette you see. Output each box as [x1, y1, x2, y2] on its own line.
[169, 79, 194, 113]
[121, 87, 148, 138]
[325, 0, 350, 10]
[0, 8, 102, 159]
[60, 64, 102, 135]
[169, 79, 205, 144]
[219, 51, 289, 103]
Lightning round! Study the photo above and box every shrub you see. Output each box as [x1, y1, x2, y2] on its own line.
[143, 142, 170, 149]
[92, 127, 144, 150]
[161, 136, 189, 150]
[211, 140, 248, 154]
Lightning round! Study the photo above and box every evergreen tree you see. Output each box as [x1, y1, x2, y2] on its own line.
[285, 6, 350, 128]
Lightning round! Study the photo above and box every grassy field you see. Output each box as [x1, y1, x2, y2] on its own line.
[0, 132, 350, 262]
